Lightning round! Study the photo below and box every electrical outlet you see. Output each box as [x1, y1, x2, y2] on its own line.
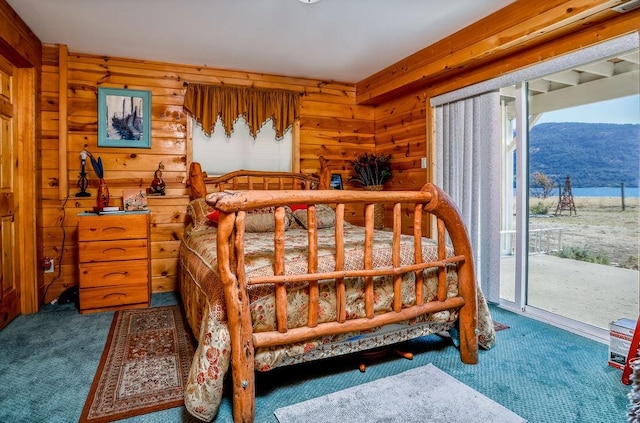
[421, 157, 427, 168]
[44, 258, 54, 273]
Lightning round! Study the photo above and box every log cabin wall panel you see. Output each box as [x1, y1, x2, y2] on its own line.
[38, 47, 373, 303]
[36, 1, 638, 305]
[0, 0, 41, 68]
[373, 91, 428, 229]
[39, 45, 62, 304]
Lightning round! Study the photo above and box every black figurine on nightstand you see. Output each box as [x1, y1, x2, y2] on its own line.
[147, 161, 166, 196]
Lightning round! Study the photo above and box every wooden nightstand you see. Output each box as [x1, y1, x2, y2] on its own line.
[78, 211, 151, 314]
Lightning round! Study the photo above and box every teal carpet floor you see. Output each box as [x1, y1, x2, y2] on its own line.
[0, 292, 630, 422]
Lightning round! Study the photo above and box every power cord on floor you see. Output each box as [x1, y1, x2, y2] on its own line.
[42, 194, 69, 303]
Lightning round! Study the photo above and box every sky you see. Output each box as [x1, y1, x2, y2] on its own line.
[536, 95, 640, 124]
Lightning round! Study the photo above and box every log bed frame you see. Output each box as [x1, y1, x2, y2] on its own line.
[186, 161, 478, 422]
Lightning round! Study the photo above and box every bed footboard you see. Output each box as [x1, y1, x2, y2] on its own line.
[209, 185, 478, 423]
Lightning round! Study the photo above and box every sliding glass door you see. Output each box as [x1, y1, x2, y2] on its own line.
[500, 48, 640, 339]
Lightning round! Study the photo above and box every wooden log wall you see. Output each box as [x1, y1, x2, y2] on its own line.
[374, 92, 428, 230]
[35, 0, 640, 305]
[39, 46, 374, 304]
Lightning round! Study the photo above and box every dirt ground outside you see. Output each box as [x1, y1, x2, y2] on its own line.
[528, 196, 639, 270]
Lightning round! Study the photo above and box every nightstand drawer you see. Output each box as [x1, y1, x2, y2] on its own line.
[79, 284, 149, 310]
[80, 260, 149, 288]
[78, 214, 149, 241]
[77, 211, 151, 314]
[79, 239, 148, 262]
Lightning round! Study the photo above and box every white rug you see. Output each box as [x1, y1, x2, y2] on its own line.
[274, 364, 526, 423]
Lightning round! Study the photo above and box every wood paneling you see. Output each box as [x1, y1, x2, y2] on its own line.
[30, 0, 640, 306]
[0, 0, 41, 68]
[425, 7, 640, 99]
[38, 47, 374, 303]
[374, 92, 428, 228]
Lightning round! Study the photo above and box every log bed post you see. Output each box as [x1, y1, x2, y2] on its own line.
[318, 156, 331, 190]
[188, 162, 208, 201]
[423, 183, 478, 364]
[216, 210, 256, 423]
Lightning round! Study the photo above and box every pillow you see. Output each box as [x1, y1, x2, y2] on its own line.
[206, 210, 219, 223]
[290, 204, 336, 229]
[289, 203, 308, 212]
[244, 206, 291, 233]
[191, 197, 291, 233]
[186, 198, 216, 231]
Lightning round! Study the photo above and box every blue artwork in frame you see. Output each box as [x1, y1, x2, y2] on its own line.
[98, 87, 151, 148]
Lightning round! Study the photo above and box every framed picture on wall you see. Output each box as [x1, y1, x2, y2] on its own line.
[98, 87, 151, 148]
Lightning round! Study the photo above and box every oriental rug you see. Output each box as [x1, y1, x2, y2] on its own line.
[274, 363, 527, 423]
[79, 305, 195, 423]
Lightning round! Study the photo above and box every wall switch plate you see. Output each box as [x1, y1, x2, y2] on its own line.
[421, 157, 427, 168]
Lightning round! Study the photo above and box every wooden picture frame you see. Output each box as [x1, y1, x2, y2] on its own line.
[98, 87, 151, 148]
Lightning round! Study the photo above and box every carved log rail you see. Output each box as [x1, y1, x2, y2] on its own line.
[188, 162, 325, 200]
[207, 184, 478, 423]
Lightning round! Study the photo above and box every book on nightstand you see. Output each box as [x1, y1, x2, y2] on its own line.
[93, 206, 120, 212]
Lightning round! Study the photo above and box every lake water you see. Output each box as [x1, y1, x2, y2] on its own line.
[554, 187, 639, 198]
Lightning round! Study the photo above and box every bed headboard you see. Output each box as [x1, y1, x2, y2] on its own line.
[187, 159, 331, 200]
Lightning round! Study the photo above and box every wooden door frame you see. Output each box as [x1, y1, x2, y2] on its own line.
[14, 67, 38, 314]
[0, 0, 42, 315]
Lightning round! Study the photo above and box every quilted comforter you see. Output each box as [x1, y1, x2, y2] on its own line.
[178, 200, 496, 421]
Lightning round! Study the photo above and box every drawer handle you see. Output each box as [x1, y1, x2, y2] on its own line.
[103, 226, 126, 232]
[102, 247, 126, 254]
[103, 292, 127, 299]
[104, 271, 129, 278]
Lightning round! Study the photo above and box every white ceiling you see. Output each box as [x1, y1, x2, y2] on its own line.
[7, 0, 516, 83]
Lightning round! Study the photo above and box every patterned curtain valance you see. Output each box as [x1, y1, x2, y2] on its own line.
[183, 83, 300, 140]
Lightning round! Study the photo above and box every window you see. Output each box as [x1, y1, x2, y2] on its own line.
[191, 116, 293, 175]
[499, 48, 639, 341]
[432, 33, 639, 342]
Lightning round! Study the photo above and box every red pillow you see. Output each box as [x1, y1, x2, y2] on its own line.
[206, 210, 220, 223]
[289, 203, 308, 212]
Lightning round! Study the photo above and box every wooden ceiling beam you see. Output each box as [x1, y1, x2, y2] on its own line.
[356, 0, 630, 105]
[0, 0, 42, 69]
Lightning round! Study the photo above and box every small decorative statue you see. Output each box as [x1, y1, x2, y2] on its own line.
[147, 161, 166, 196]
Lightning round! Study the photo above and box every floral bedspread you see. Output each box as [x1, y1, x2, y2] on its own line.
[178, 201, 496, 421]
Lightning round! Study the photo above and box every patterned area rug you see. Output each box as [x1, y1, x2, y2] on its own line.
[79, 305, 195, 423]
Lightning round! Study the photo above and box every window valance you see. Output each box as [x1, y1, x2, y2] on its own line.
[183, 83, 300, 140]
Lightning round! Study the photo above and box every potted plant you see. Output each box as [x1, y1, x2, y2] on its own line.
[349, 153, 392, 190]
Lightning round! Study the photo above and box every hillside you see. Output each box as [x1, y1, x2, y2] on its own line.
[529, 122, 639, 188]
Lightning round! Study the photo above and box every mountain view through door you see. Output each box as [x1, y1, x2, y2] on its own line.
[499, 48, 639, 339]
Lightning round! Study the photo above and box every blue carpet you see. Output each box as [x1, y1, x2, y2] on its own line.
[0, 292, 629, 422]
